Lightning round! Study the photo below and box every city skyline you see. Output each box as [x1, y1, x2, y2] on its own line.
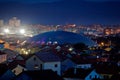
[0, 0, 120, 25]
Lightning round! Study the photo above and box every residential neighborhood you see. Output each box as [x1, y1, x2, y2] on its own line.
[0, 30, 119, 80]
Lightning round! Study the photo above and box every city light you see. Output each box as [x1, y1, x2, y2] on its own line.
[25, 51, 28, 55]
[101, 42, 104, 46]
[69, 47, 73, 51]
[4, 29, 9, 33]
[20, 29, 25, 34]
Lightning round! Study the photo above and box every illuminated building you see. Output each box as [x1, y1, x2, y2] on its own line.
[104, 27, 120, 35]
[0, 20, 4, 27]
[116, 28, 120, 34]
[104, 28, 115, 35]
[9, 17, 21, 27]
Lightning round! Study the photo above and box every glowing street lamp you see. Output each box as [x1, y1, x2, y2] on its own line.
[20, 29, 25, 34]
[69, 47, 73, 51]
[25, 51, 28, 55]
[4, 29, 9, 33]
[101, 42, 104, 46]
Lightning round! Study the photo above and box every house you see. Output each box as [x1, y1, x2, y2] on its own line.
[71, 56, 93, 70]
[8, 60, 27, 75]
[0, 64, 16, 80]
[55, 46, 61, 52]
[12, 64, 27, 76]
[14, 54, 24, 60]
[0, 69, 16, 80]
[95, 62, 119, 80]
[0, 42, 5, 50]
[3, 49, 18, 62]
[26, 51, 61, 75]
[15, 70, 63, 80]
[63, 68, 103, 80]
[0, 51, 7, 63]
[85, 69, 103, 80]
[61, 58, 76, 74]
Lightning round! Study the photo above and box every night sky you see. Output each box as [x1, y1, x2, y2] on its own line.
[0, 0, 120, 25]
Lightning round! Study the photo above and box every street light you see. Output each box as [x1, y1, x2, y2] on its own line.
[4, 29, 9, 33]
[20, 29, 25, 34]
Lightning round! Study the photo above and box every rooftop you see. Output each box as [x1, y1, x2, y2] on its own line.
[35, 51, 61, 62]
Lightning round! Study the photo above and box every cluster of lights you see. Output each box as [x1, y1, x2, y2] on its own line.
[46, 41, 58, 45]
[20, 48, 31, 55]
[4, 29, 9, 33]
[4, 28, 26, 34]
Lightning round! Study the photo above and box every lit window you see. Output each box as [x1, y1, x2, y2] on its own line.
[34, 64, 39, 69]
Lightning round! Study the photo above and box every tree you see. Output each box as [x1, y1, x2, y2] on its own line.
[73, 43, 87, 52]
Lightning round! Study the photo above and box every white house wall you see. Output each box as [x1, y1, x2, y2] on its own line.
[26, 55, 61, 75]
[44, 62, 61, 75]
